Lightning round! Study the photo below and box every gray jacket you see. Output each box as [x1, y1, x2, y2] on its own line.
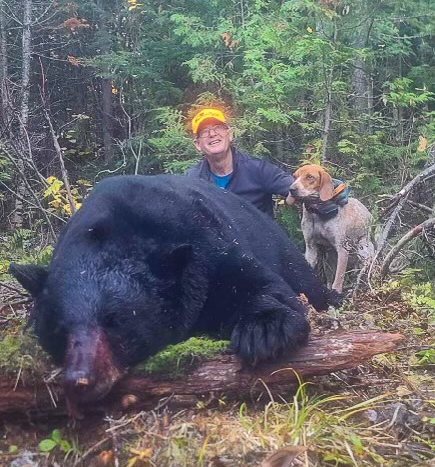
[187, 148, 294, 217]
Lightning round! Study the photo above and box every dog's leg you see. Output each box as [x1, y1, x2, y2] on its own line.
[357, 238, 375, 263]
[305, 242, 320, 270]
[332, 248, 349, 294]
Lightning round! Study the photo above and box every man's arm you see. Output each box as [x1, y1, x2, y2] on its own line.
[260, 159, 295, 197]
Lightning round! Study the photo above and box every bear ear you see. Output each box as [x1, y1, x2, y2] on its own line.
[9, 263, 48, 296]
[148, 244, 193, 280]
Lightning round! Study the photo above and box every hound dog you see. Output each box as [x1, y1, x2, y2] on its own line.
[287, 164, 374, 294]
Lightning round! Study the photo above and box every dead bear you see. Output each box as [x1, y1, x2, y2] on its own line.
[10, 174, 330, 406]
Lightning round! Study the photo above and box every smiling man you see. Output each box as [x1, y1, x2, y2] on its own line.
[187, 108, 295, 217]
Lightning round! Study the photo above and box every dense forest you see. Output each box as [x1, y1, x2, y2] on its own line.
[1, 0, 435, 229]
[0, 1, 434, 466]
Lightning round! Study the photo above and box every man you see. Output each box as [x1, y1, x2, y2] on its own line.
[186, 108, 294, 217]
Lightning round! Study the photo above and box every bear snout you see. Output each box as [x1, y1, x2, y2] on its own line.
[63, 327, 123, 404]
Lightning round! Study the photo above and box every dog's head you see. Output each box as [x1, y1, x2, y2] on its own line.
[288, 164, 335, 202]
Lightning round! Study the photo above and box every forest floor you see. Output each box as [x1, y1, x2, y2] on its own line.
[0, 278, 434, 467]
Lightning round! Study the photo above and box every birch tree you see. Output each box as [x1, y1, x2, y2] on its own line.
[10, 0, 32, 229]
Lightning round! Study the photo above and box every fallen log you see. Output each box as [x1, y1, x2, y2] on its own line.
[0, 330, 405, 418]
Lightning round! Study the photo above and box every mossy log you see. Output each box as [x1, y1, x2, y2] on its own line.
[0, 330, 405, 418]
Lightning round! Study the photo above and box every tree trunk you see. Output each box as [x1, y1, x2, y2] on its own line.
[0, 330, 405, 419]
[97, 0, 114, 163]
[101, 77, 113, 163]
[320, 20, 337, 164]
[352, 60, 373, 135]
[0, 0, 11, 136]
[351, 3, 374, 135]
[322, 83, 333, 164]
[11, 0, 32, 229]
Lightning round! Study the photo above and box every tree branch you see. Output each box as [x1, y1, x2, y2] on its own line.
[43, 107, 77, 215]
[360, 161, 435, 290]
[381, 217, 435, 277]
[0, 330, 405, 419]
[0, 144, 58, 236]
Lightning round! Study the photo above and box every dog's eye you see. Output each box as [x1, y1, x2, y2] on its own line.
[306, 175, 315, 181]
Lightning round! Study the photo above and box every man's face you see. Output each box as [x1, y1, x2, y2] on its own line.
[194, 119, 232, 159]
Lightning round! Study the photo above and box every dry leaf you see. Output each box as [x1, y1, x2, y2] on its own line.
[88, 450, 115, 467]
[261, 446, 306, 467]
[396, 385, 413, 397]
[417, 136, 428, 152]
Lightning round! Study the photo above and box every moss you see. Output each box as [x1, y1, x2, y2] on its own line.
[135, 337, 230, 377]
[0, 333, 50, 376]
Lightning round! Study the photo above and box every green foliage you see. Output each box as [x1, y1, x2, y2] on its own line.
[239, 382, 393, 466]
[7, 229, 34, 251]
[0, 334, 48, 375]
[379, 271, 435, 339]
[0, 148, 12, 187]
[39, 429, 78, 459]
[385, 78, 435, 108]
[277, 205, 305, 250]
[136, 337, 229, 377]
[0, 230, 54, 279]
[43, 176, 85, 216]
[403, 281, 435, 325]
[0, 335, 28, 372]
[415, 348, 435, 365]
[148, 107, 198, 173]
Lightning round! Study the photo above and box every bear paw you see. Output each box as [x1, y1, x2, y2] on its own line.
[231, 307, 309, 366]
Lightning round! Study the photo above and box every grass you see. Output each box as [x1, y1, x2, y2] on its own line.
[88, 383, 434, 467]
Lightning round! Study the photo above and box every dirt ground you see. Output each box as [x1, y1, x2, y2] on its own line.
[0, 280, 434, 467]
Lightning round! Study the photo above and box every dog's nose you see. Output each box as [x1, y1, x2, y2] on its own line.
[289, 186, 297, 196]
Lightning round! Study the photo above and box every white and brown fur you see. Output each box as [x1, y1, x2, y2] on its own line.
[287, 164, 374, 294]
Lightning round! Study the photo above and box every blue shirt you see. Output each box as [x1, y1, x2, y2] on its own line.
[211, 172, 233, 189]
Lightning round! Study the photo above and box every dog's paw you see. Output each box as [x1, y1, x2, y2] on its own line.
[231, 308, 310, 366]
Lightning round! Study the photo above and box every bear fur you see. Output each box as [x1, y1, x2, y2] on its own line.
[10, 175, 330, 404]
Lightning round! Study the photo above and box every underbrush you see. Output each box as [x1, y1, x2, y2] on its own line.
[0, 229, 53, 279]
[0, 259, 434, 466]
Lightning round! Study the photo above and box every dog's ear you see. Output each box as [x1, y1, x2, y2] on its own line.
[318, 168, 335, 201]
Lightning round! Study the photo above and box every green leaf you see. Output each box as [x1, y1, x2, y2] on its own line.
[51, 429, 62, 443]
[39, 439, 57, 452]
[60, 440, 72, 453]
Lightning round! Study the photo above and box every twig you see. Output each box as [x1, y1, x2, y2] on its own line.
[378, 195, 434, 215]
[355, 163, 435, 293]
[403, 199, 433, 214]
[0, 297, 32, 312]
[0, 179, 65, 224]
[39, 60, 77, 217]
[73, 436, 112, 467]
[105, 416, 121, 467]
[386, 162, 435, 211]
[376, 162, 435, 256]
[380, 217, 435, 277]
[0, 280, 27, 294]
[0, 144, 58, 236]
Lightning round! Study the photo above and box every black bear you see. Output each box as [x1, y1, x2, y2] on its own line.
[10, 175, 329, 406]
